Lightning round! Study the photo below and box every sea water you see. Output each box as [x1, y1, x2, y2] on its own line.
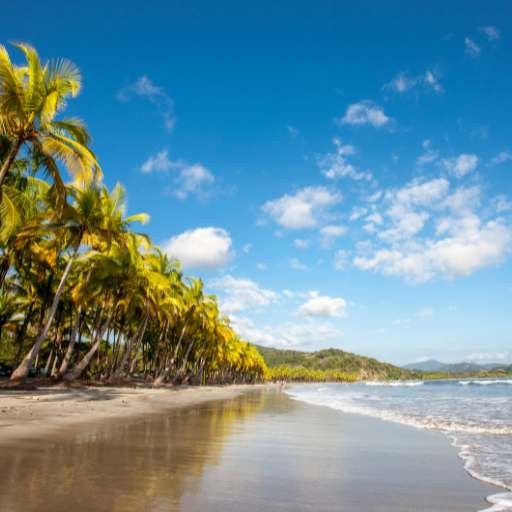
[287, 379, 512, 512]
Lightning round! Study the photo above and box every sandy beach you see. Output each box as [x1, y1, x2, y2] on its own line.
[0, 383, 274, 442]
[0, 385, 496, 512]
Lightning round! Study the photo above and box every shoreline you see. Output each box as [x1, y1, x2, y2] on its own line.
[0, 383, 278, 443]
[0, 384, 498, 511]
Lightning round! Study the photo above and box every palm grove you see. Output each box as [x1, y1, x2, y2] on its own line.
[0, 43, 268, 385]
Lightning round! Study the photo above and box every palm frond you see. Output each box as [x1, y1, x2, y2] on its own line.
[46, 58, 81, 100]
[12, 42, 43, 110]
[0, 189, 20, 242]
[0, 44, 25, 119]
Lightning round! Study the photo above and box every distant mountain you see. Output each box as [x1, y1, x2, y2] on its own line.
[254, 345, 413, 380]
[403, 359, 446, 372]
[403, 359, 506, 373]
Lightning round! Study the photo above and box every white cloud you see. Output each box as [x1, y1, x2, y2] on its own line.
[317, 138, 373, 181]
[290, 257, 309, 271]
[141, 149, 174, 173]
[334, 249, 350, 270]
[340, 100, 391, 128]
[354, 217, 512, 282]
[466, 351, 508, 362]
[386, 72, 416, 93]
[480, 26, 500, 41]
[173, 163, 215, 200]
[163, 227, 233, 269]
[256, 263, 268, 271]
[442, 154, 479, 177]
[117, 75, 175, 131]
[294, 239, 310, 249]
[242, 243, 253, 253]
[386, 69, 443, 94]
[424, 70, 444, 93]
[350, 206, 368, 221]
[352, 177, 512, 282]
[209, 275, 278, 313]
[229, 315, 343, 348]
[465, 37, 481, 58]
[490, 151, 512, 166]
[141, 149, 215, 200]
[298, 292, 347, 318]
[320, 224, 346, 247]
[417, 149, 439, 167]
[492, 195, 512, 213]
[262, 186, 342, 229]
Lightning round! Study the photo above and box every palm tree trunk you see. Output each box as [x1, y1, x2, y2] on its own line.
[154, 322, 187, 385]
[14, 302, 33, 366]
[0, 138, 22, 192]
[64, 313, 113, 381]
[177, 338, 195, 381]
[10, 249, 78, 381]
[58, 307, 81, 377]
[113, 314, 147, 378]
[43, 349, 53, 376]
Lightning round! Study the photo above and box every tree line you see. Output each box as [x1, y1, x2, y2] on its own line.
[0, 42, 267, 385]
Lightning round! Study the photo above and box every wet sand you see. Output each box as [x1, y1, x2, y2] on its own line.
[0, 384, 272, 441]
[0, 387, 496, 511]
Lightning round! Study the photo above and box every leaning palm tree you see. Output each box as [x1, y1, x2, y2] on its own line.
[10, 182, 147, 381]
[0, 43, 100, 195]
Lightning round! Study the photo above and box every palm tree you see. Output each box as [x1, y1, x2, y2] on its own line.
[1, 43, 269, 386]
[10, 182, 147, 380]
[0, 43, 100, 195]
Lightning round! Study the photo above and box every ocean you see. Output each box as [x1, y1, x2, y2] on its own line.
[287, 379, 512, 512]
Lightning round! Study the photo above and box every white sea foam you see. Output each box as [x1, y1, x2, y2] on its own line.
[287, 380, 512, 512]
[459, 380, 512, 386]
[366, 380, 424, 387]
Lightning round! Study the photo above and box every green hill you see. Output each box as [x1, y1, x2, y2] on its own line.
[255, 345, 414, 381]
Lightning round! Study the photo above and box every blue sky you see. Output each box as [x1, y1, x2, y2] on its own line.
[5, 1, 512, 364]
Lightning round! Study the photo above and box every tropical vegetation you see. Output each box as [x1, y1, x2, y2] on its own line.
[0, 42, 267, 385]
[255, 346, 414, 381]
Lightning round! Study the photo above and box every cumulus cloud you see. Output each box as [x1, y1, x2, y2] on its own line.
[140, 149, 215, 200]
[209, 275, 278, 313]
[262, 186, 342, 229]
[352, 177, 512, 282]
[163, 227, 233, 269]
[229, 315, 343, 348]
[349, 206, 368, 221]
[298, 292, 347, 318]
[416, 140, 439, 167]
[340, 100, 391, 128]
[173, 163, 215, 200]
[465, 37, 481, 58]
[480, 26, 500, 41]
[442, 154, 479, 177]
[117, 75, 175, 131]
[317, 138, 373, 181]
[385, 69, 443, 94]
[141, 149, 174, 173]
[320, 224, 346, 247]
